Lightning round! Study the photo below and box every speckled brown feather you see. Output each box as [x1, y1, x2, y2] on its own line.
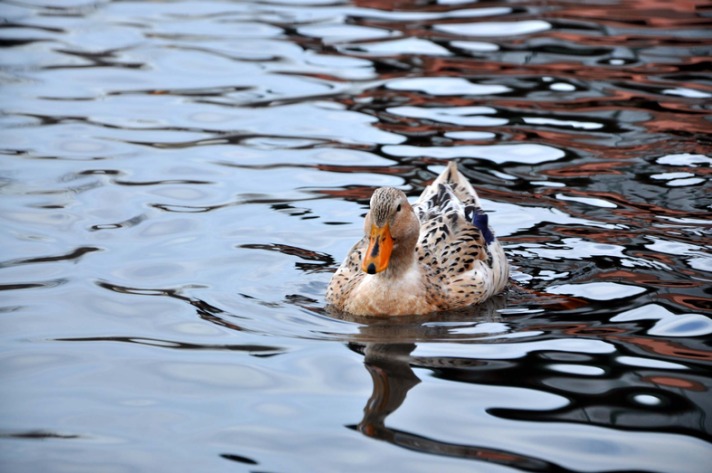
[326, 162, 509, 316]
[325, 236, 366, 305]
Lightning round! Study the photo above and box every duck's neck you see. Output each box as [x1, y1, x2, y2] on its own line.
[382, 244, 418, 280]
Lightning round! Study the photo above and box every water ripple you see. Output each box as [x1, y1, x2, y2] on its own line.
[1, 1, 711, 472]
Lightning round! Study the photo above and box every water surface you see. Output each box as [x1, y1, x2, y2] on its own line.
[1, 1, 711, 472]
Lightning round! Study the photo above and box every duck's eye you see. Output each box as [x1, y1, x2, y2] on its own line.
[396, 203, 402, 212]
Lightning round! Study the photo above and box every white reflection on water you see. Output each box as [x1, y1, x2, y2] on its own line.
[387, 77, 512, 96]
[412, 338, 616, 359]
[434, 20, 552, 36]
[613, 304, 712, 337]
[383, 143, 565, 164]
[343, 37, 451, 56]
[388, 105, 507, 126]
[548, 282, 646, 301]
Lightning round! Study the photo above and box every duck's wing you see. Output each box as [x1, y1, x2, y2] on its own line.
[325, 236, 367, 306]
[414, 162, 509, 308]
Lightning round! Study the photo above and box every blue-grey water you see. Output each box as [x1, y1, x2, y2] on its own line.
[1, 1, 711, 472]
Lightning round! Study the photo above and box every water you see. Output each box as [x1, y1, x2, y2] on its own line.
[1, 0, 711, 471]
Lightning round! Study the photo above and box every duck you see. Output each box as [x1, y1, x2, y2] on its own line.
[326, 161, 509, 316]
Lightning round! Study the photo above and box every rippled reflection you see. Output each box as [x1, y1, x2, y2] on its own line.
[1, 0, 711, 471]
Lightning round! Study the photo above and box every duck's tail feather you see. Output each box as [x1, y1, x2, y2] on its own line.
[416, 161, 482, 209]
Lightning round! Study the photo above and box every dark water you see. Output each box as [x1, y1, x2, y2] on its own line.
[1, 0, 711, 471]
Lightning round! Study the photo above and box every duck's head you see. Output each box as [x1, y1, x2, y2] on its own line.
[361, 187, 419, 275]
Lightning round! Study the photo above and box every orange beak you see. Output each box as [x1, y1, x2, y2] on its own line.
[362, 223, 394, 275]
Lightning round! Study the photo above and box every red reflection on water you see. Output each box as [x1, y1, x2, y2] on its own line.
[643, 375, 706, 391]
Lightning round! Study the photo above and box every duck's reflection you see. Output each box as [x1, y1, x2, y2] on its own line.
[350, 344, 553, 471]
[340, 297, 506, 431]
[352, 341, 419, 438]
[338, 298, 558, 469]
